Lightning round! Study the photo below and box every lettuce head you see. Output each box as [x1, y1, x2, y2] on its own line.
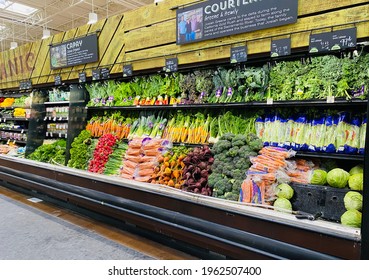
[340, 209, 362, 228]
[344, 191, 363, 211]
[326, 168, 350, 188]
[348, 173, 363, 191]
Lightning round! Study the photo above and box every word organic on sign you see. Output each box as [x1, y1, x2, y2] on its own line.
[176, 0, 298, 45]
[50, 34, 99, 69]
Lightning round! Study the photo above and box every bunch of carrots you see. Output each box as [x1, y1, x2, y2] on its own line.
[162, 112, 211, 144]
[150, 146, 189, 188]
[86, 112, 135, 139]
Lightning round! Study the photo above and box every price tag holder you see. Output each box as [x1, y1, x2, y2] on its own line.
[164, 58, 178, 73]
[53, 117, 57, 121]
[101, 68, 110, 79]
[79, 72, 87, 83]
[267, 98, 274, 105]
[309, 27, 357, 53]
[59, 133, 62, 138]
[65, 134, 68, 139]
[54, 75, 62, 86]
[7, 139, 10, 144]
[123, 65, 133, 77]
[46, 132, 49, 137]
[327, 96, 335, 103]
[92, 69, 101, 81]
[271, 38, 291, 57]
[230, 46, 247, 64]
[3, 118, 6, 122]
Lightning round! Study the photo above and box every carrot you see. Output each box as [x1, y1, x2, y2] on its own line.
[241, 179, 253, 203]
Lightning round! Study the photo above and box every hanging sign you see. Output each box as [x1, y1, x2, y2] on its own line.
[271, 38, 291, 57]
[79, 72, 87, 83]
[165, 58, 178, 72]
[230, 46, 247, 63]
[176, 0, 298, 45]
[92, 69, 101, 81]
[19, 80, 32, 90]
[50, 34, 99, 69]
[309, 27, 357, 53]
[101, 68, 110, 79]
[123, 65, 133, 77]
[54, 75, 62, 86]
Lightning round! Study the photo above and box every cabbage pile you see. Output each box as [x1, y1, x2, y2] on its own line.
[273, 183, 294, 212]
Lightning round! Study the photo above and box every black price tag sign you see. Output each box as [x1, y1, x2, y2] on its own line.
[164, 58, 178, 73]
[55, 75, 62, 86]
[92, 69, 101, 81]
[331, 28, 356, 50]
[123, 64, 133, 77]
[309, 27, 357, 53]
[19, 81, 25, 90]
[271, 38, 291, 57]
[24, 80, 32, 90]
[230, 46, 247, 64]
[101, 68, 110, 79]
[79, 72, 86, 83]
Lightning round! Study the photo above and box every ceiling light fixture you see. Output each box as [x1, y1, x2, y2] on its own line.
[88, 0, 97, 25]
[42, 28, 50, 39]
[10, 41, 17, 49]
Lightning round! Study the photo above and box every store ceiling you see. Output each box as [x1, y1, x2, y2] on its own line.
[0, 0, 152, 51]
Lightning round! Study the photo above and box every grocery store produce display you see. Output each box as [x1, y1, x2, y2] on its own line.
[17, 52, 368, 229]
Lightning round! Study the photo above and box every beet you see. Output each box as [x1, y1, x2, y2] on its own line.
[198, 161, 207, 170]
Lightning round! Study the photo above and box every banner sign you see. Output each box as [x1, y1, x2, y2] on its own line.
[176, 0, 298, 45]
[50, 34, 99, 69]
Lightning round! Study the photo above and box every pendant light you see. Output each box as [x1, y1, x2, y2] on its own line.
[88, 0, 98, 24]
[42, 28, 50, 39]
[10, 20, 17, 49]
[42, 1, 50, 39]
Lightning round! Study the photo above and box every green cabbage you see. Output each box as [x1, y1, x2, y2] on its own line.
[349, 164, 363, 175]
[276, 183, 294, 199]
[326, 168, 350, 188]
[273, 198, 292, 212]
[310, 169, 327, 185]
[340, 209, 362, 228]
[344, 191, 363, 211]
[348, 173, 363, 191]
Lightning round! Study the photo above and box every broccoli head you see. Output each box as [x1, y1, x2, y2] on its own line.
[213, 178, 233, 196]
[231, 169, 245, 181]
[232, 179, 243, 192]
[224, 191, 239, 201]
[247, 133, 263, 151]
[219, 133, 235, 141]
[226, 146, 240, 157]
[231, 134, 248, 147]
[207, 173, 223, 187]
[238, 145, 252, 156]
[212, 139, 232, 154]
[234, 158, 251, 170]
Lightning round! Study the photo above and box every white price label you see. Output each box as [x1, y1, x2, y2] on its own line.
[44, 116, 47, 121]
[327, 96, 335, 103]
[7, 139, 10, 144]
[4, 118, 6, 122]
[65, 134, 67, 139]
[173, 104, 177, 107]
[21, 129, 24, 134]
[46, 132, 49, 137]
[53, 117, 57, 121]
[13, 140, 16, 144]
[267, 98, 273, 105]
[59, 133, 62, 138]
[136, 105, 140, 108]
[59, 117, 63, 121]
[50, 133, 53, 137]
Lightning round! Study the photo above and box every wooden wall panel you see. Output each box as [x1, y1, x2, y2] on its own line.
[1, 0, 369, 89]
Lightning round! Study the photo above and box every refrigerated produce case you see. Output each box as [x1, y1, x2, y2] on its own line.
[0, 0, 368, 259]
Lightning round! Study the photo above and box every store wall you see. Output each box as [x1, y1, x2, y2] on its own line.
[1, 0, 369, 89]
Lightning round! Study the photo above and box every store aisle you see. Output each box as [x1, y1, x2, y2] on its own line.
[0, 186, 197, 260]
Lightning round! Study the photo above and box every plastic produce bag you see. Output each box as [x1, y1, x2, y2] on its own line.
[359, 114, 366, 155]
[291, 115, 308, 151]
[322, 114, 337, 153]
[308, 115, 326, 152]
